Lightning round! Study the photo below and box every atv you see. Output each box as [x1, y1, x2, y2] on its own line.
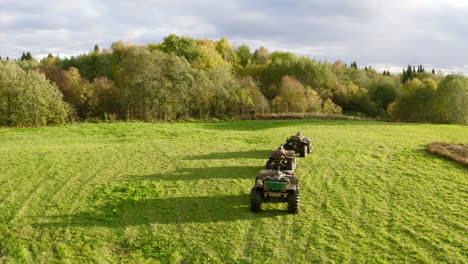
[265, 146, 297, 171]
[284, 131, 313, 157]
[250, 169, 300, 214]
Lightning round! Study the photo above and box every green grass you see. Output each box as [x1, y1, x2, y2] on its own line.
[0, 119, 466, 263]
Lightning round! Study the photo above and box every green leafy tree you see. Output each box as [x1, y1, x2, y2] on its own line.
[193, 40, 228, 70]
[215, 37, 238, 64]
[235, 45, 252, 67]
[115, 47, 195, 121]
[388, 78, 437, 122]
[368, 75, 399, 111]
[433, 75, 468, 124]
[161, 34, 199, 62]
[237, 77, 269, 115]
[270, 51, 296, 64]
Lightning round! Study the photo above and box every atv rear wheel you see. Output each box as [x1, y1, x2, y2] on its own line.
[300, 144, 308, 157]
[287, 189, 300, 214]
[250, 187, 263, 212]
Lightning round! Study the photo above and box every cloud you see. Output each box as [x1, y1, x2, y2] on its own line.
[0, 0, 466, 74]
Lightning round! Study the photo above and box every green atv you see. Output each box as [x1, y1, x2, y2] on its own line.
[265, 146, 297, 171]
[284, 131, 313, 157]
[250, 169, 300, 214]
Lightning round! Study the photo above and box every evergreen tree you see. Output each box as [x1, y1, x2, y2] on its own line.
[432, 68, 435, 74]
[406, 65, 412, 82]
[93, 44, 100, 53]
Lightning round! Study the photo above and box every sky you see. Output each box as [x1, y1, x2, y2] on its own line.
[0, 0, 467, 74]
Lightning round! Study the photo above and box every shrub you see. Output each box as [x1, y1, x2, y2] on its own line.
[322, 98, 342, 114]
[0, 62, 69, 126]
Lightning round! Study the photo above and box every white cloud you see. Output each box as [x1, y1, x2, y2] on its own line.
[0, 0, 466, 73]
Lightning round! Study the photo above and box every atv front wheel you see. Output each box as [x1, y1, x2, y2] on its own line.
[250, 187, 263, 212]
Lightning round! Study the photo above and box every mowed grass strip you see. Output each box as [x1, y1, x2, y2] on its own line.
[0, 120, 466, 263]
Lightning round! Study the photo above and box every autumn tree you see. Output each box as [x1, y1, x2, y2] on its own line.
[272, 76, 321, 113]
[253, 46, 270, 65]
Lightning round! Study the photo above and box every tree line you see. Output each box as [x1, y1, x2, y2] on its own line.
[0, 34, 467, 126]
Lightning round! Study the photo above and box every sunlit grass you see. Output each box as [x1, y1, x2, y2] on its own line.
[0, 119, 466, 263]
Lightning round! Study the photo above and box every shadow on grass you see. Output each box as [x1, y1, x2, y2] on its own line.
[184, 149, 271, 160]
[125, 165, 260, 181]
[33, 194, 286, 227]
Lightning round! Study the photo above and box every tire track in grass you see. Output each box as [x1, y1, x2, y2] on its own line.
[241, 219, 261, 262]
[1, 148, 70, 223]
[29, 151, 126, 261]
[14, 150, 109, 247]
[9, 160, 84, 261]
[4, 170, 53, 224]
[303, 159, 333, 263]
[0, 152, 29, 193]
[42, 146, 161, 259]
[288, 214, 300, 262]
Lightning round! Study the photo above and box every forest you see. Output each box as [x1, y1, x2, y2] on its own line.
[0, 34, 467, 126]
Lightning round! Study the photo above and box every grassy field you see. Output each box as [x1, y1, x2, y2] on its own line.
[0, 119, 466, 263]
